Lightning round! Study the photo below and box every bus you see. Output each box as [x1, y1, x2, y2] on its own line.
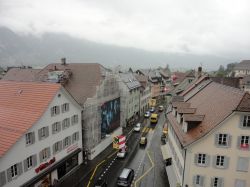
[150, 113, 158, 124]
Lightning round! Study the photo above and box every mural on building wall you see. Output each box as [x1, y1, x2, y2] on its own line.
[101, 98, 120, 138]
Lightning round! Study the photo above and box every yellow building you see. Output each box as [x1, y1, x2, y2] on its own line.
[165, 81, 250, 187]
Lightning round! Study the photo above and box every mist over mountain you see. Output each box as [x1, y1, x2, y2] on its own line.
[0, 27, 235, 71]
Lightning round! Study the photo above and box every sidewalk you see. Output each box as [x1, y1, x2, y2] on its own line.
[57, 117, 141, 187]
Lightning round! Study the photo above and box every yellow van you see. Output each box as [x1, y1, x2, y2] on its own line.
[150, 113, 158, 124]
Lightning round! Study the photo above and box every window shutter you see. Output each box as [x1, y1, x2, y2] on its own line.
[56, 106, 60, 115]
[62, 120, 65, 130]
[61, 104, 65, 113]
[58, 122, 61, 132]
[32, 154, 37, 167]
[45, 126, 49, 138]
[51, 107, 54, 116]
[237, 157, 249, 171]
[6, 168, 12, 182]
[17, 162, 23, 176]
[47, 147, 51, 158]
[213, 156, 217, 168]
[224, 157, 229, 169]
[53, 143, 55, 154]
[0, 171, 6, 186]
[63, 139, 66, 149]
[68, 136, 71, 146]
[211, 178, 215, 187]
[23, 159, 28, 172]
[52, 124, 55, 134]
[194, 154, 198, 165]
[59, 141, 62, 151]
[31, 132, 35, 144]
[193, 175, 196, 185]
[200, 176, 204, 186]
[227, 135, 231, 147]
[205, 155, 210, 167]
[71, 116, 74, 125]
[218, 178, 223, 187]
[39, 151, 43, 163]
[215, 134, 219, 146]
[38, 129, 42, 141]
[76, 132, 79, 141]
[72, 134, 75, 144]
[237, 136, 241, 149]
[240, 115, 244, 128]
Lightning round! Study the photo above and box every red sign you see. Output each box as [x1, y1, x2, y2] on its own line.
[35, 157, 56, 173]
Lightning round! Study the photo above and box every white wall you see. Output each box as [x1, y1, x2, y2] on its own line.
[0, 88, 82, 187]
[184, 113, 250, 187]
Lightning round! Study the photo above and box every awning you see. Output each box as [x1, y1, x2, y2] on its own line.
[161, 145, 170, 160]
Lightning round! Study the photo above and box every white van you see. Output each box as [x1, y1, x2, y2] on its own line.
[117, 168, 134, 186]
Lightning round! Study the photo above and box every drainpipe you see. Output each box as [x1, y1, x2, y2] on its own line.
[182, 149, 187, 187]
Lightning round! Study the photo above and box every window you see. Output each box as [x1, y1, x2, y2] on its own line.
[193, 175, 204, 186]
[211, 177, 223, 187]
[27, 156, 33, 169]
[52, 122, 61, 134]
[51, 106, 60, 116]
[38, 126, 49, 140]
[39, 147, 50, 163]
[216, 133, 230, 147]
[239, 135, 250, 150]
[71, 115, 78, 125]
[214, 155, 229, 169]
[25, 132, 35, 145]
[72, 132, 79, 143]
[11, 164, 18, 178]
[236, 157, 249, 172]
[195, 153, 209, 167]
[63, 136, 71, 148]
[62, 103, 69, 113]
[235, 179, 246, 187]
[53, 141, 62, 154]
[62, 118, 70, 129]
[23, 155, 37, 172]
[243, 115, 250, 128]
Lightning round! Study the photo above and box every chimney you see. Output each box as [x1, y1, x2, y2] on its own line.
[197, 66, 202, 78]
[61, 58, 66, 65]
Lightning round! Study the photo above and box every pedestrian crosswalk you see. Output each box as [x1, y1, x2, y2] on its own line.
[142, 127, 154, 133]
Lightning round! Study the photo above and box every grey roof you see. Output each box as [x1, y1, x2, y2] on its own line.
[234, 60, 250, 70]
[120, 73, 141, 90]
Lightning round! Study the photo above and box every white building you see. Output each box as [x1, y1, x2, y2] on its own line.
[0, 81, 83, 187]
[119, 73, 141, 127]
[233, 60, 250, 77]
[164, 81, 250, 187]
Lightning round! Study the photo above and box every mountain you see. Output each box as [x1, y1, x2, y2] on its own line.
[0, 27, 233, 70]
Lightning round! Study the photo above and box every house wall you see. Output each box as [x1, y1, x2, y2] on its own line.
[140, 86, 151, 115]
[235, 69, 250, 77]
[82, 73, 121, 160]
[184, 112, 250, 187]
[151, 84, 161, 98]
[0, 89, 82, 187]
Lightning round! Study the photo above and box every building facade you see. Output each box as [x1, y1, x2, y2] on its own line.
[0, 81, 83, 187]
[165, 81, 250, 187]
[119, 73, 141, 127]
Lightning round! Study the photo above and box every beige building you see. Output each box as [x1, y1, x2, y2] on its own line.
[165, 81, 250, 187]
[233, 60, 250, 77]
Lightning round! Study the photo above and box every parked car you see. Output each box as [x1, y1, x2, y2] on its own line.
[94, 178, 107, 187]
[133, 123, 141, 132]
[158, 105, 164, 112]
[139, 137, 147, 146]
[117, 168, 134, 187]
[117, 146, 128, 159]
[144, 111, 151, 118]
[149, 107, 155, 113]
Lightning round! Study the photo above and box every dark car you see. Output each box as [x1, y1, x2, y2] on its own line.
[94, 178, 107, 187]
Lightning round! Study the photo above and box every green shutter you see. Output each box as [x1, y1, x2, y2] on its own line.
[0, 171, 6, 186]
[23, 159, 28, 172]
[17, 162, 23, 176]
[32, 154, 37, 167]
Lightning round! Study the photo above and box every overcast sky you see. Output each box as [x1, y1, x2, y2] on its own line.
[0, 0, 250, 65]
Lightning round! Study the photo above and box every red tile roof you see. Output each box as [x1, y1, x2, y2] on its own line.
[0, 81, 61, 157]
[168, 82, 245, 147]
[236, 93, 250, 112]
[3, 68, 41, 81]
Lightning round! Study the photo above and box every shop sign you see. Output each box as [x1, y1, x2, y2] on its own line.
[66, 143, 78, 153]
[35, 157, 56, 173]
